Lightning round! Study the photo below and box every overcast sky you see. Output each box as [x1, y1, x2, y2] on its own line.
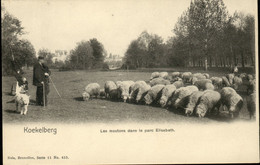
[2, 0, 257, 56]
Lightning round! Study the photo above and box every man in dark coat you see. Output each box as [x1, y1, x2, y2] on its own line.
[33, 56, 51, 106]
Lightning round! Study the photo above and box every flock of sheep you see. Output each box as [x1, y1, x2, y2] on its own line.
[82, 71, 256, 119]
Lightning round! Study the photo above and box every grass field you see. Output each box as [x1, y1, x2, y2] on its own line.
[2, 68, 256, 124]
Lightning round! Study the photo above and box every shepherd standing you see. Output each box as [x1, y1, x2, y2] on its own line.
[33, 56, 51, 106]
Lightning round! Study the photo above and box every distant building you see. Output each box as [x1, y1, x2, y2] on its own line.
[104, 54, 123, 69]
[52, 50, 68, 62]
[104, 54, 122, 62]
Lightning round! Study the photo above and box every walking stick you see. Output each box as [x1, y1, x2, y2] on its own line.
[49, 76, 62, 98]
[43, 82, 45, 107]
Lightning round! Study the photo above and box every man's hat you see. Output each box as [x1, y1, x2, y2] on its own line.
[38, 56, 44, 60]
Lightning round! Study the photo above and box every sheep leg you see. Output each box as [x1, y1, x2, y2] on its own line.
[24, 105, 28, 115]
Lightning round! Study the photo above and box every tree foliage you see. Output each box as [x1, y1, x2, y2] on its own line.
[65, 38, 106, 70]
[38, 48, 55, 66]
[123, 0, 255, 70]
[2, 8, 36, 75]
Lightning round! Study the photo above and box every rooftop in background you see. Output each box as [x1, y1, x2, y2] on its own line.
[105, 54, 123, 62]
[52, 50, 69, 62]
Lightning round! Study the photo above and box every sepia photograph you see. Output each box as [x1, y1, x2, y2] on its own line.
[2, 0, 259, 164]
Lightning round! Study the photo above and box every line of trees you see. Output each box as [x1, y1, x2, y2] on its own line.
[123, 0, 255, 70]
[2, 4, 108, 74]
[63, 38, 107, 70]
[2, 6, 37, 75]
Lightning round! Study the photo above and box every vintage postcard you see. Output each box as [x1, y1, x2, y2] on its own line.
[2, 0, 259, 164]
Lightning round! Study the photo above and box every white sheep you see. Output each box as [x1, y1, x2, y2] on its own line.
[172, 72, 180, 78]
[195, 90, 221, 118]
[115, 81, 123, 87]
[104, 81, 120, 100]
[82, 83, 101, 101]
[192, 73, 207, 80]
[144, 84, 165, 105]
[202, 73, 210, 79]
[222, 76, 231, 87]
[210, 77, 223, 89]
[181, 72, 192, 83]
[193, 79, 213, 91]
[220, 87, 243, 118]
[172, 80, 184, 89]
[129, 81, 147, 102]
[159, 72, 169, 79]
[159, 84, 177, 108]
[136, 82, 151, 103]
[226, 73, 235, 85]
[118, 80, 135, 102]
[150, 72, 160, 80]
[171, 85, 199, 109]
[149, 77, 170, 87]
[232, 76, 243, 90]
[185, 91, 204, 116]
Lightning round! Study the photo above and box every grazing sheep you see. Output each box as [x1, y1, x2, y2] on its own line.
[247, 92, 256, 119]
[193, 73, 207, 79]
[239, 73, 247, 80]
[210, 77, 223, 89]
[150, 77, 170, 87]
[171, 77, 182, 83]
[104, 81, 119, 100]
[129, 81, 147, 101]
[193, 79, 213, 91]
[222, 76, 231, 87]
[150, 72, 160, 80]
[195, 90, 221, 118]
[247, 79, 256, 95]
[247, 74, 254, 81]
[15, 93, 30, 115]
[181, 72, 192, 83]
[82, 83, 101, 101]
[204, 82, 215, 91]
[115, 81, 123, 87]
[171, 85, 199, 109]
[172, 80, 184, 89]
[185, 91, 204, 116]
[226, 73, 235, 85]
[159, 72, 169, 79]
[136, 82, 151, 103]
[191, 73, 207, 84]
[191, 77, 198, 85]
[232, 76, 243, 90]
[99, 89, 106, 98]
[118, 80, 135, 102]
[172, 72, 180, 78]
[159, 84, 177, 108]
[144, 85, 165, 105]
[220, 87, 243, 118]
[202, 73, 210, 79]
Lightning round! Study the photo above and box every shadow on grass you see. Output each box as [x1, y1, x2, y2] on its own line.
[166, 107, 237, 122]
[74, 97, 84, 101]
[6, 99, 15, 103]
[3, 92, 13, 96]
[5, 109, 20, 114]
[74, 96, 107, 101]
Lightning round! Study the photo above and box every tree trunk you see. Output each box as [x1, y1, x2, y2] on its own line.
[230, 43, 235, 66]
[209, 56, 212, 68]
[215, 55, 218, 67]
[204, 57, 208, 71]
[241, 50, 245, 68]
